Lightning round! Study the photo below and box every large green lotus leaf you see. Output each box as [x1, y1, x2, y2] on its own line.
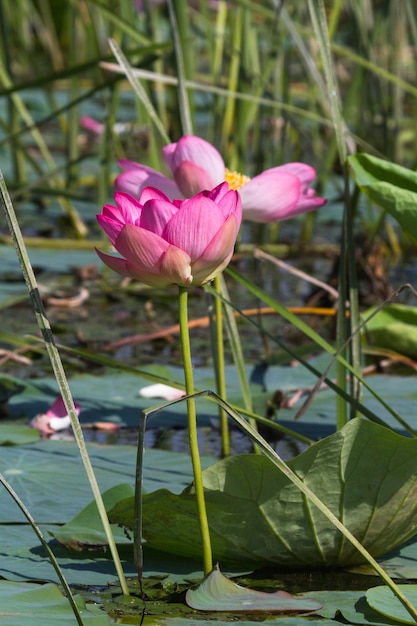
[0, 244, 99, 274]
[0, 524, 138, 585]
[0, 523, 207, 586]
[111, 418, 417, 567]
[348, 153, 417, 238]
[51, 484, 134, 549]
[0, 424, 40, 445]
[0, 580, 110, 625]
[361, 304, 417, 360]
[0, 441, 211, 523]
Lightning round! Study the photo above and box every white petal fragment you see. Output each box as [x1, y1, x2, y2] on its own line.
[139, 383, 185, 401]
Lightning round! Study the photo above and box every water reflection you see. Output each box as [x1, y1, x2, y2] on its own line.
[81, 425, 309, 461]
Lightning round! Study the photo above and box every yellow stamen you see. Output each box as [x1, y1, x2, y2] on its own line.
[224, 168, 250, 191]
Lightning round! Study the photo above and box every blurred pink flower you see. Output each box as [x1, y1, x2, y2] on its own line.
[80, 115, 105, 136]
[31, 397, 80, 435]
[96, 182, 242, 287]
[116, 135, 326, 223]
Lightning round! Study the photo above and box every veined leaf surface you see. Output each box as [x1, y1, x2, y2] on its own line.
[110, 418, 417, 567]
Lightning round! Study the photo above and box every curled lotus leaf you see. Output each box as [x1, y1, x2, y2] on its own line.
[126, 418, 417, 567]
[186, 564, 322, 613]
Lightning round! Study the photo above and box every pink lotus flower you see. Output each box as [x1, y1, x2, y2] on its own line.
[96, 182, 242, 287]
[116, 135, 326, 223]
[30, 397, 81, 435]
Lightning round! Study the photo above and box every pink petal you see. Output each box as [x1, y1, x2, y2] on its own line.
[138, 186, 172, 204]
[191, 214, 239, 284]
[173, 161, 220, 197]
[161, 142, 178, 168]
[140, 198, 179, 236]
[95, 248, 176, 287]
[192, 249, 234, 285]
[46, 397, 80, 418]
[212, 186, 242, 221]
[115, 224, 170, 270]
[162, 196, 226, 259]
[116, 162, 181, 199]
[240, 170, 301, 223]
[114, 192, 143, 224]
[205, 181, 231, 203]
[272, 163, 317, 190]
[117, 159, 145, 172]
[295, 193, 327, 212]
[194, 213, 240, 266]
[97, 214, 124, 246]
[95, 248, 139, 278]
[158, 245, 193, 286]
[97, 193, 143, 243]
[163, 135, 225, 196]
[163, 135, 225, 177]
[101, 203, 125, 222]
[261, 165, 327, 215]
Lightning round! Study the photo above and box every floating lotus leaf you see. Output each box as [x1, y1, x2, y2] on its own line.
[0, 424, 39, 445]
[0, 580, 109, 625]
[366, 585, 417, 625]
[110, 418, 417, 567]
[186, 564, 322, 613]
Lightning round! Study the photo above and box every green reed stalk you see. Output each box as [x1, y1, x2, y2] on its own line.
[0, 60, 87, 237]
[216, 275, 260, 452]
[0, 170, 130, 597]
[98, 83, 122, 209]
[308, 0, 361, 427]
[67, 5, 81, 192]
[221, 4, 242, 162]
[178, 286, 213, 575]
[108, 38, 171, 145]
[212, 275, 230, 457]
[141, 0, 170, 129]
[169, 0, 194, 132]
[0, 1, 26, 185]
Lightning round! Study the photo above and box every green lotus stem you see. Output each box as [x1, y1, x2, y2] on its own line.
[178, 286, 213, 575]
[212, 274, 230, 457]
